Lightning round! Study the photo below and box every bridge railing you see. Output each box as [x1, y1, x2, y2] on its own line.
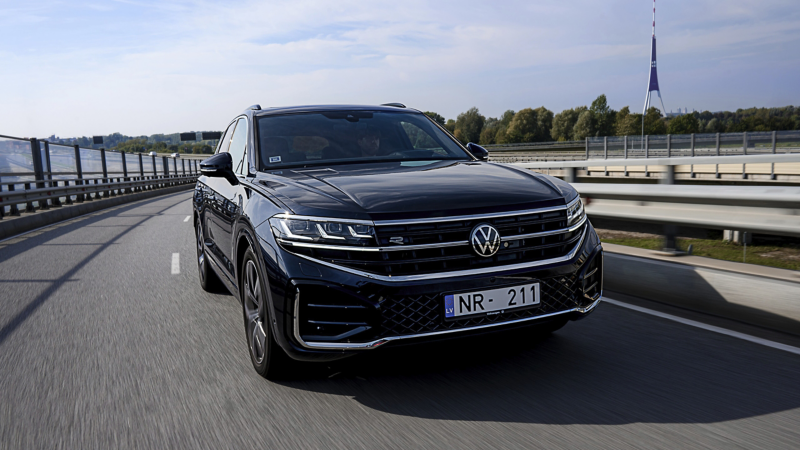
[489, 130, 800, 163]
[0, 134, 200, 218]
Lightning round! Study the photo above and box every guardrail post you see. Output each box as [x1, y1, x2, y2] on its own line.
[623, 136, 628, 177]
[644, 135, 649, 177]
[24, 182, 35, 212]
[663, 224, 679, 253]
[715, 132, 720, 179]
[100, 148, 111, 197]
[30, 138, 47, 211]
[584, 137, 589, 160]
[137, 153, 144, 191]
[44, 141, 61, 207]
[666, 134, 671, 158]
[690, 133, 695, 178]
[743, 131, 748, 156]
[771, 130, 777, 180]
[163, 156, 169, 187]
[742, 133, 748, 179]
[8, 184, 20, 216]
[603, 137, 608, 177]
[182, 159, 186, 176]
[74, 144, 85, 202]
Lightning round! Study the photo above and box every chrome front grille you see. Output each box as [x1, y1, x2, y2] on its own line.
[278, 204, 586, 277]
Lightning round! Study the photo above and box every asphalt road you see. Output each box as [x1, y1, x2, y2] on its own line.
[1, 191, 800, 449]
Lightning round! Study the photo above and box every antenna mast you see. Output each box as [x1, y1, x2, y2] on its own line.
[642, 0, 666, 147]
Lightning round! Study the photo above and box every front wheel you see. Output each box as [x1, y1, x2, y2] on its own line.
[196, 217, 221, 292]
[240, 247, 296, 380]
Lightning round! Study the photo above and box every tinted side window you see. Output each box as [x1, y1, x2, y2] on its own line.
[216, 121, 236, 154]
[228, 118, 248, 175]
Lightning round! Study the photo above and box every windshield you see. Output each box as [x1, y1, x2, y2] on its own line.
[256, 111, 471, 169]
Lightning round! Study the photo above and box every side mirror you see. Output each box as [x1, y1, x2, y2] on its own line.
[466, 142, 489, 161]
[200, 152, 238, 185]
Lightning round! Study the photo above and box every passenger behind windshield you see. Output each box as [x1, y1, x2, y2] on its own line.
[257, 111, 470, 169]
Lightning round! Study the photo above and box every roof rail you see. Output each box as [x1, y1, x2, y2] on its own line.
[381, 103, 406, 108]
[246, 104, 261, 111]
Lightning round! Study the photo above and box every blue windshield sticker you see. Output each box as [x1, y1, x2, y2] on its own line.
[269, 156, 282, 163]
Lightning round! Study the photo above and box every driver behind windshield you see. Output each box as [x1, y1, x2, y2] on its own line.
[355, 126, 381, 157]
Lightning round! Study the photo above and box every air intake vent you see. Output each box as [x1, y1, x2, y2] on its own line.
[296, 285, 379, 342]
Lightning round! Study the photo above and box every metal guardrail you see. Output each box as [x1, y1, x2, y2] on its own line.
[490, 130, 800, 163]
[512, 151, 800, 247]
[512, 153, 800, 183]
[573, 183, 800, 238]
[1, 133, 201, 217]
[0, 175, 197, 217]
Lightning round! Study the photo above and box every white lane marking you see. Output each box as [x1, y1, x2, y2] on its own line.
[184, 215, 191, 222]
[171, 253, 180, 274]
[603, 297, 800, 356]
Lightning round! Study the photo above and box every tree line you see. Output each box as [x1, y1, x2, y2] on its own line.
[48, 131, 217, 154]
[424, 98, 800, 145]
[47, 100, 799, 152]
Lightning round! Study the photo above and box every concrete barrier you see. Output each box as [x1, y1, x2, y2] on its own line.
[0, 183, 194, 240]
[604, 244, 800, 336]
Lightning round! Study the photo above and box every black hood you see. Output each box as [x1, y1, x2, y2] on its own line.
[254, 160, 566, 220]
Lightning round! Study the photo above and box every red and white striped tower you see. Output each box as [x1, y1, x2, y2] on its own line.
[642, 0, 666, 143]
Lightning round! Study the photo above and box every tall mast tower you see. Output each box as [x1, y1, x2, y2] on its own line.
[642, 0, 666, 137]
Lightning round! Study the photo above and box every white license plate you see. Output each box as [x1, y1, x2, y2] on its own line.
[444, 283, 540, 319]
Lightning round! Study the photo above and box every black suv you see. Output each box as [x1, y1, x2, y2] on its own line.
[194, 104, 603, 379]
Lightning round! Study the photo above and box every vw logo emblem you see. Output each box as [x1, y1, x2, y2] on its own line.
[470, 224, 501, 257]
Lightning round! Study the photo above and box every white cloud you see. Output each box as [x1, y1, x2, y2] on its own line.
[0, 0, 798, 137]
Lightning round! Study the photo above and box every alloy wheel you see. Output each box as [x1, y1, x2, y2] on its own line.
[243, 259, 267, 364]
[196, 219, 206, 283]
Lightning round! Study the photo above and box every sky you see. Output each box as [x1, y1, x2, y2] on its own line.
[1, 0, 799, 138]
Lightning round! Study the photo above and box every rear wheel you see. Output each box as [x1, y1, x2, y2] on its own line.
[240, 247, 296, 380]
[195, 217, 221, 292]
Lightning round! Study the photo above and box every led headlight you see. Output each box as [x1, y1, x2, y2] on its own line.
[567, 196, 585, 226]
[269, 215, 375, 245]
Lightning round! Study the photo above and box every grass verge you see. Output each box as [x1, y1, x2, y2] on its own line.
[600, 236, 800, 271]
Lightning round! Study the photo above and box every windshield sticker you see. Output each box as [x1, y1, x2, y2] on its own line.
[269, 156, 282, 163]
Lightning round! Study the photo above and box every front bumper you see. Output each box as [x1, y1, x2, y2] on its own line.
[260, 221, 603, 361]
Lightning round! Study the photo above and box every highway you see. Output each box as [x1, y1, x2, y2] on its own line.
[1, 191, 800, 449]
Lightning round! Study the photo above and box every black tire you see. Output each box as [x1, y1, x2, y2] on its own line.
[240, 247, 296, 380]
[195, 217, 222, 292]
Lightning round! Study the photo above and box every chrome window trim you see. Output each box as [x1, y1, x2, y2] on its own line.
[292, 290, 602, 351]
[284, 226, 588, 282]
[372, 204, 568, 226]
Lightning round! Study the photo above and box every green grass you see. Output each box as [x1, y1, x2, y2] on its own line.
[601, 237, 800, 271]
